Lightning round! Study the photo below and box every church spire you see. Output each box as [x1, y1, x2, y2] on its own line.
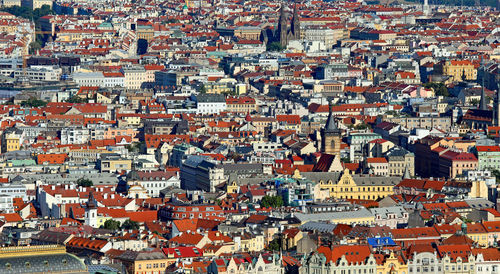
[480, 56, 488, 111]
[325, 100, 339, 133]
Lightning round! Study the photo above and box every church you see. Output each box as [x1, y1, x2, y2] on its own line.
[261, 3, 300, 47]
[462, 83, 500, 130]
[313, 100, 343, 172]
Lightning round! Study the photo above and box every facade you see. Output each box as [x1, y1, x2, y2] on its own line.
[476, 146, 500, 171]
[301, 245, 377, 274]
[442, 60, 477, 82]
[370, 206, 409, 229]
[196, 93, 227, 114]
[127, 170, 180, 198]
[180, 155, 224, 192]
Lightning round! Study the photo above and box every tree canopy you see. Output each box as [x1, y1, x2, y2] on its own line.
[260, 195, 284, 208]
[121, 220, 140, 230]
[77, 178, 93, 187]
[102, 219, 121, 230]
[423, 82, 449, 97]
[266, 42, 284, 52]
[20, 97, 47, 108]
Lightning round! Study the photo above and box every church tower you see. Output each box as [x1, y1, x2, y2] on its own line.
[321, 100, 341, 157]
[290, 2, 300, 40]
[85, 192, 98, 228]
[276, 4, 288, 47]
[495, 82, 500, 126]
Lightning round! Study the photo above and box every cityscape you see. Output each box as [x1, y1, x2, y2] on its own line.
[0, 0, 498, 273]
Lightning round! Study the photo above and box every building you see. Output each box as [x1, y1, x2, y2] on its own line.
[300, 245, 377, 274]
[98, 154, 132, 173]
[302, 169, 399, 200]
[180, 155, 224, 192]
[2, 128, 23, 153]
[117, 250, 169, 274]
[385, 147, 415, 177]
[321, 101, 341, 158]
[196, 94, 227, 114]
[0, 245, 87, 273]
[127, 170, 180, 198]
[439, 150, 478, 179]
[275, 3, 301, 47]
[476, 146, 500, 171]
[370, 206, 409, 229]
[442, 60, 477, 82]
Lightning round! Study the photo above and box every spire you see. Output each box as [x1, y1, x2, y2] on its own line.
[86, 191, 97, 209]
[480, 57, 488, 110]
[403, 165, 411, 179]
[325, 100, 339, 133]
[479, 85, 487, 110]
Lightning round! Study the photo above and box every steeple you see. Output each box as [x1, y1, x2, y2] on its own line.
[403, 165, 411, 179]
[495, 81, 500, 126]
[325, 100, 340, 134]
[479, 57, 488, 111]
[479, 85, 487, 110]
[277, 4, 288, 47]
[291, 1, 300, 40]
[321, 99, 341, 157]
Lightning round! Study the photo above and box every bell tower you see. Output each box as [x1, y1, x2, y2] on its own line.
[321, 100, 341, 157]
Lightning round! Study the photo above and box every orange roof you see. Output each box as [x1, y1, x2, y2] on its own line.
[127, 210, 158, 223]
[0, 213, 22, 222]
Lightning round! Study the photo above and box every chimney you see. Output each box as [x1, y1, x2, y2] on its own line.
[51, 185, 55, 190]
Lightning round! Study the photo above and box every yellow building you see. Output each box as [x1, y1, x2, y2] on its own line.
[316, 169, 396, 200]
[442, 60, 477, 82]
[117, 250, 169, 274]
[375, 252, 408, 274]
[99, 154, 132, 173]
[0, 245, 87, 273]
[240, 233, 265, 252]
[2, 129, 22, 153]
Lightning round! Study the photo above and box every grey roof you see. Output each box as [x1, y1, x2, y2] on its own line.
[197, 93, 225, 103]
[351, 175, 401, 186]
[0, 253, 86, 273]
[294, 208, 374, 223]
[464, 198, 494, 209]
[117, 250, 166, 261]
[370, 206, 407, 219]
[300, 221, 337, 233]
[324, 102, 340, 134]
[300, 172, 342, 183]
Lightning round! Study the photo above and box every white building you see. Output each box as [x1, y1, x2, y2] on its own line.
[195, 94, 226, 114]
[60, 127, 90, 145]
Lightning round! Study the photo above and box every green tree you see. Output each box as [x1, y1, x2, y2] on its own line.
[77, 178, 93, 187]
[103, 219, 121, 230]
[423, 82, 449, 97]
[20, 97, 47, 107]
[266, 42, 284, 52]
[267, 238, 281, 251]
[260, 195, 284, 208]
[66, 96, 87, 103]
[469, 99, 480, 106]
[341, 157, 351, 163]
[199, 84, 207, 94]
[122, 220, 140, 230]
[29, 41, 41, 54]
